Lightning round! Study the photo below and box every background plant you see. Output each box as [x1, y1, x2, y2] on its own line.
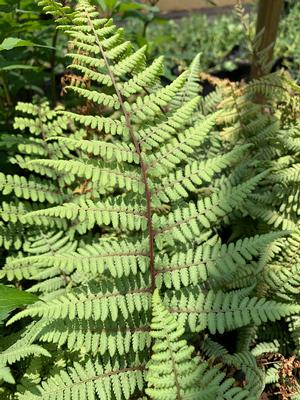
[0, 0, 68, 119]
[131, 2, 300, 81]
[201, 65, 300, 397]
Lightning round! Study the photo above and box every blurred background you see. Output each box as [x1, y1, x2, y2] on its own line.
[0, 0, 299, 127]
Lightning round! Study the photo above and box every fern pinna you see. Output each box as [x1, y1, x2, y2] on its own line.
[1, 1, 300, 399]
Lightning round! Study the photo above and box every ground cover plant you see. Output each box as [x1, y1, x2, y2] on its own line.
[136, 1, 300, 80]
[1, 0, 300, 399]
[133, 12, 246, 78]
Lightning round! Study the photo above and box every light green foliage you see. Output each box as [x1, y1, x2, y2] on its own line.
[215, 66, 300, 396]
[0, 100, 76, 250]
[219, 72, 300, 231]
[0, 1, 300, 399]
[145, 290, 255, 400]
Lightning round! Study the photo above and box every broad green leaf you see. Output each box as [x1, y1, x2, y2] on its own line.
[0, 37, 54, 51]
[0, 284, 38, 322]
[0, 37, 35, 51]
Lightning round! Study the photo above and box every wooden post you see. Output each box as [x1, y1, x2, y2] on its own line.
[250, 0, 284, 79]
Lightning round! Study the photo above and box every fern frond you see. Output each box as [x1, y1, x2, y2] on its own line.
[0, 173, 64, 203]
[251, 340, 280, 357]
[27, 159, 144, 194]
[3, 2, 299, 398]
[154, 145, 248, 202]
[0, 201, 33, 224]
[18, 354, 147, 400]
[148, 114, 216, 175]
[37, 315, 151, 356]
[49, 137, 139, 164]
[23, 197, 148, 232]
[56, 112, 129, 137]
[137, 97, 200, 150]
[8, 277, 151, 325]
[165, 289, 300, 334]
[155, 232, 283, 289]
[145, 289, 217, 400]
[0, 345, 50, 366]
[0, 221, 24, 249]
[0, 366, 15, 385]
[3, 238, 148, 282]
[146, 290, 255, 400]
[156, 174, 265, 246]
[174, 53, 202, 106]
[37, 0, 76, 24]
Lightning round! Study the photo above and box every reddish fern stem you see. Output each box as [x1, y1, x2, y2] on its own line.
[86, 14, 156, 292]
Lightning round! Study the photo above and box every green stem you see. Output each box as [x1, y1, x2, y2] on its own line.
[142, 20, 150, 38]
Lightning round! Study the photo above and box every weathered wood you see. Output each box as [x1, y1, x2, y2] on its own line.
[250, 0, 284, 79]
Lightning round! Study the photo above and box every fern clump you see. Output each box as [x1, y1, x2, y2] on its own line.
[213, 67, 300, 395]
[1, 1, 300, 399]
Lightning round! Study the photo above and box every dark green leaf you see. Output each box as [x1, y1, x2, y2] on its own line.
[0, 284, 39, 322]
